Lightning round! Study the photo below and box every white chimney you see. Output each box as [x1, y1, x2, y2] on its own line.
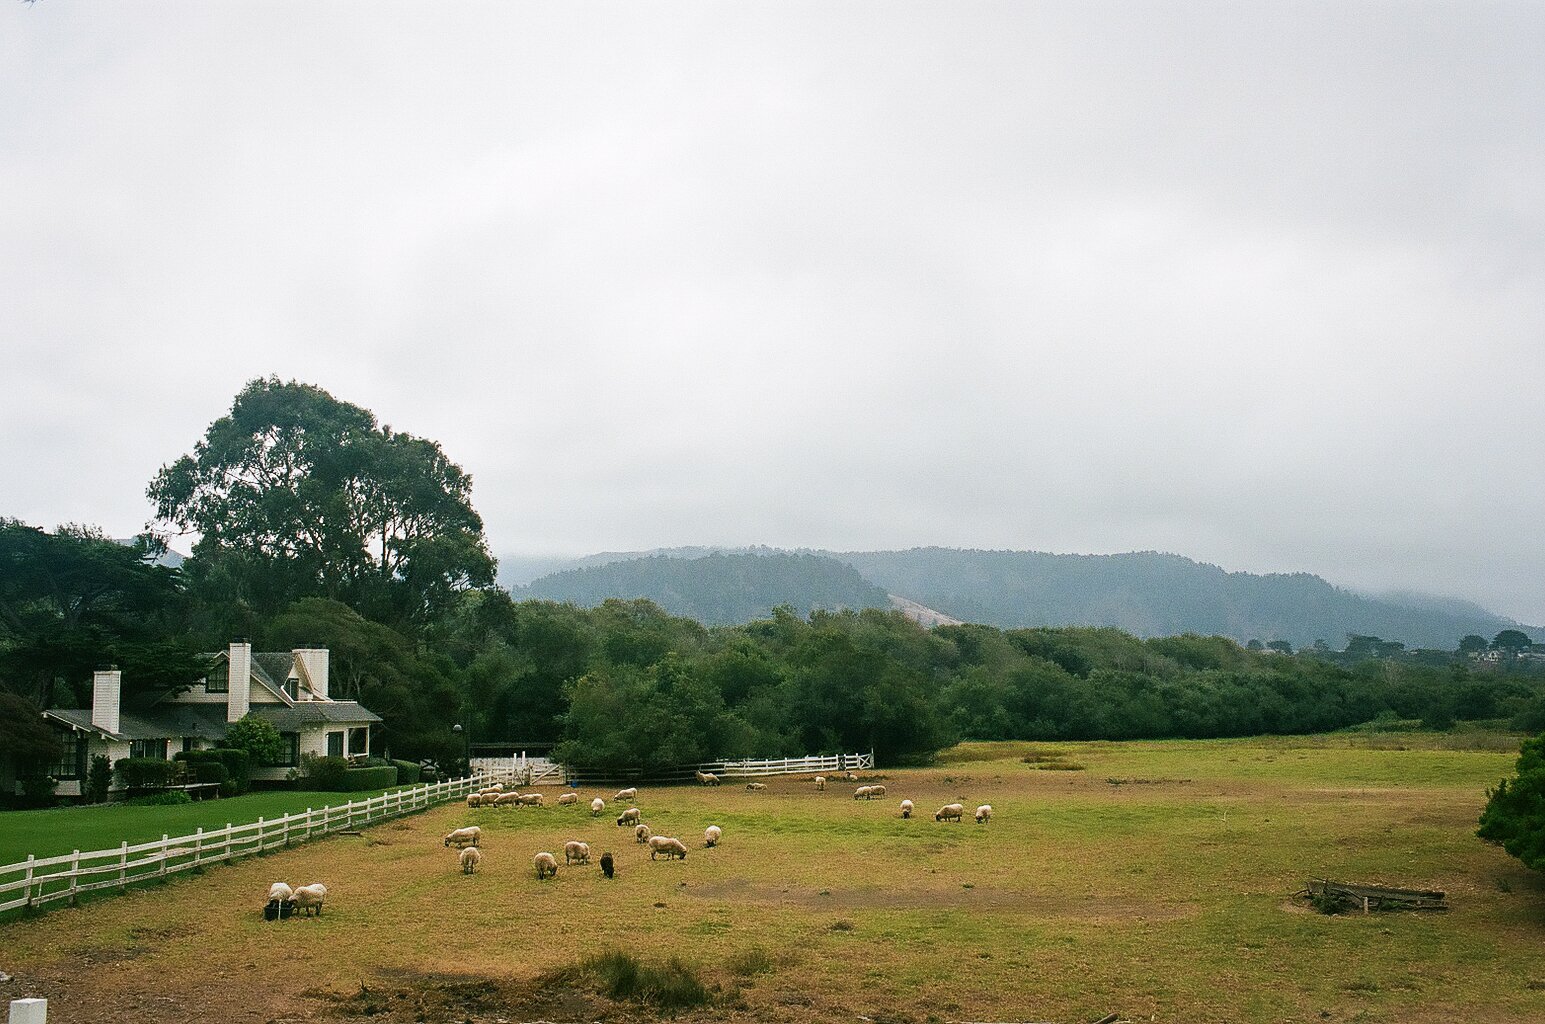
[294, 648, 329, 700]
[227, 640, 251, 722]
[92, 667, 121, 734]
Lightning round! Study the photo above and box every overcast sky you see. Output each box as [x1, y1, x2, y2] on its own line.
[3, 3, 1542, 623]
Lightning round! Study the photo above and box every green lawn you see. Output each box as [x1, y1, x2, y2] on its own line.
[0, 788, 396, 867]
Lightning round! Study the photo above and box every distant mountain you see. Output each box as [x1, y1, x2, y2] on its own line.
[501, 544, 1538, 649]
[830, 548, 1538, 650]
[514, 551, 890, 626]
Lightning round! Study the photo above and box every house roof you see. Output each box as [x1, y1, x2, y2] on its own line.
[201, 650, 296, 706]
[45, 700, 379, 742]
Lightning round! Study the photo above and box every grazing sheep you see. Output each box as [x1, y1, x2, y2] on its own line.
[814, 775, 826, 790]
[975, 804, 992, 824]
[614, 787, 638, 801]
[460, 846, 482, 875]
[695, 769, 720, 786]
[634, 823, 652, 844]
[868, 784, 887, 798]
[465, 793, 482, 808]
[264, 881, 295, 921]
[704, 825, 722, 847]
[600, 851, 615, 878]
[267, 882, 294, 903]
[516, 792, 544, 807]
[616, 807, 641, 827]
[485, 782, 504, 793]
[533, 852, 558, 879]
[564, 840, 591, 865]
[557, 792, 579, 806]
[746, 782, 767, 791]
[853, 785, 872, 800]
[591, 797, 605, 816]
[647, 835, 689, 860]
[935, 803, 964, 823]
[293, 883, 327, 916]
[495, 792, 520, 808]
[900, 799, 914, 819]
[443, 826, 483, 848]
[846, 772, 858, 781]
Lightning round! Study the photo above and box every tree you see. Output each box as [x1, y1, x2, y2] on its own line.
[0, 691, 63, 788]
[1458, 634, 1489, 656]
[1477, 733, 1545, 871]
[1492, 629, 1533, 654]
[148, 378, 495, 629]
[225, 714, 286, 765]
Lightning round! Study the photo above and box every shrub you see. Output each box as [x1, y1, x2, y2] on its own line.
[224, 715, 286, 766]
[192, 761, 230, 786]
[579, 949, 715, 1010]
[209, 748, 252, 794]
[127, 791, 192, 806]
[18, 774, 57, 808]
[85, 755, 113, 803]
[1478, 732, 1545, 871]
[392, 759, 421, 785]
[117, 757, 177, 789]
[342, 765, 397, 791]
[292, 753, 351, 790]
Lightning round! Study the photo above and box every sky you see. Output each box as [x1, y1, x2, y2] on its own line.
[3, 3, 1543, 623]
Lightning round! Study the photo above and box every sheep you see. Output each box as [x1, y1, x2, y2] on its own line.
[695, 769, 720, 786]
[293, 883, 327, 917]
[975, 804, 992, 824]
[460, 846, 482, 875]
[564, 840, 591, 865]
[900, 799, 914, 819]
[263, 882, 295, 921]
[267, 882, 294, 903]
[935, 803, 964, 823]
[443, 826, 483, 848]
[616, 807, 641, 827]
[853, 785, 872, 800]
[614, 787, 638, 801]
[746, 782, 767, 791]
[558, 792, 579, 806]
[533, 852, 558, 879]
[600, 851, 615, 878]
[484, 782, 504, 794]
[846, 772, 858, 781]
[648, 835, 688, 860]
[465, 793, 482, 808]
[867, 784, 886, 799]
[495, 792, 520, 808]
[634, 823, 652, 844]
[516, 793, 544, 807]
[814, 775, 826, 791]
[591, 797, 605, 816]
[704, 825, 722, 847]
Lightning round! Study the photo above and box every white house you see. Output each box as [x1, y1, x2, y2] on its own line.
[41, 640, 381, 796]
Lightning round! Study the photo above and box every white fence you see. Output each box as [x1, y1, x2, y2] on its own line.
[0, 772, 504, 916]
[564, 751, 874, 786]
[469, 754, 562, 786]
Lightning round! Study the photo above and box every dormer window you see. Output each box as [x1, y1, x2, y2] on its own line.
[285, 676, 298, 699]
[206, 662, 229, 694]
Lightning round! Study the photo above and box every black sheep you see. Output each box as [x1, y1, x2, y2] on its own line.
[600, 851, 615, 878]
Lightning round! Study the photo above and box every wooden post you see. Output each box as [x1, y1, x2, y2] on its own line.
[194, 827, 203, 866]
[23, 855, 35, 908]
[158, 835, 169, 878]
[67, 851, 80, 906]
[225, 823, 233, 862]
[306, 808, 314, 840]
[9, 997, 48, 1024]
[118, 841, 128, 891]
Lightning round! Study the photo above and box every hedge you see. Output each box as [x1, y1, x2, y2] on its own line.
[391, 759, 421, 785]
[341, 765, 398, 791]
[116, 757, 177, 789]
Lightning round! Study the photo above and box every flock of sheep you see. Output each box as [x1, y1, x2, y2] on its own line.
[261, 880, 326, 920]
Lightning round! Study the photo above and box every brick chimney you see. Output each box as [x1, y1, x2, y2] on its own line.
[294, 647, 329, 700]
[227, 640, 251, 722]
[92, 666, 121, 734]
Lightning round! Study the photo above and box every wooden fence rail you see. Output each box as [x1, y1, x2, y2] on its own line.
[563, 751, 874, 786]
[0, 769, 515, 917]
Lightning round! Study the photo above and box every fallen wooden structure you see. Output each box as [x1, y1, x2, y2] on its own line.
[1303, 879, 1447, 914]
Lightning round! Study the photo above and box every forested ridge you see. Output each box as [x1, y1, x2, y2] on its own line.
[5, 379, 1544, 789]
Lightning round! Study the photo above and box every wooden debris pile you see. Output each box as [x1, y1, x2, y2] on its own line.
[1302, 879, 1447, 914]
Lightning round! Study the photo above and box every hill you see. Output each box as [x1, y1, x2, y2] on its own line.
[513, 550, 890, 626]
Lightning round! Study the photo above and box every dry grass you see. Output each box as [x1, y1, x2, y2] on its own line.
[1, 735, 1541, 1023]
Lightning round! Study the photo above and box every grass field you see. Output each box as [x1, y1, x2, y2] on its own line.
[0, 788, 396, 867]
[1, 734, 1539, 1024]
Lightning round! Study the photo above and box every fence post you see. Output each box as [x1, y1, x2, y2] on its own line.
[158, 835, 169, 879]
[118, 841, 128, 891]
[67, 850, 80, 906]
[8, 997, 48, 1024]
[23, 855, 35, 908]
[258, 817, 265, 851]
[306, 808, 314, 840]
[225, 823, 233, 862]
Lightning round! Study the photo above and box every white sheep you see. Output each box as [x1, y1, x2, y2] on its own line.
[704, 825, 722, 847]
[564, 840, 591, 865]
[533, 852, 558, 879]
[814, 775, 826, 791]
[853, 785, 872, 800]
[267, 881, 294, 903]
[591, 797, 605, 816]
[634, 823, 652, 843]
[444, 826, 483, 848]
[484, 782, 504, 793]
[695, 769, 720, 786]
[647, 835, 688, 860]
[935, 803, 964, 823]
[614, 787, 638, 801]
[293, 883, 327, 916]
[975, 804, 992, 824]
[460, 846, 481, 875]
[465, 793, 482, 808]
[900, 799, 914, 818]
[867, 784, 886, 798]
[616, 807, 641, 827]
[745, 781, 767, 791]
[495, 792, 520, 808]
[846, 772, 858, 781]
[516, 792, 544, 807]
[558, 792, 579, 806]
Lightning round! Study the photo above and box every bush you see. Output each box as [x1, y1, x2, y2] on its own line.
[209, 748, 252, 794]
[127, 791, 192, 806]
[292, 753, 351, 791]
[224, 715, 286, 766]
[17, 774, 57, 808]
[580, 950, 715, 1010]
[117, 757, 177, 789]
[341, 765, 397, 791]
[192, 761, 230, 786]
[392, 759, 421, 785]
[85, 755, 113, 803]
[1478, 732, 1545, 870]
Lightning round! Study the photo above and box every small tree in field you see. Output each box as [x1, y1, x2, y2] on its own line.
[1477, 733, 1545, 871]
[225, 714, 286, 765]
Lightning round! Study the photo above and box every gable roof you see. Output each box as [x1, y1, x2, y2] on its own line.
[203, 650, 295, 706]
[45, 700, 380, 742]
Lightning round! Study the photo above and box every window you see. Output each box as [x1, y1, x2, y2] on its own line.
[130, 738, 169, 760]
[275, 732, 300, 767]
[51, 734, 86, 779]
[326, 731, 343, 757]
[205, 662, 228, 694]
[182, 737, 197, 754]
[284, 677, 298, 700]
[348, 727, 370, 759]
